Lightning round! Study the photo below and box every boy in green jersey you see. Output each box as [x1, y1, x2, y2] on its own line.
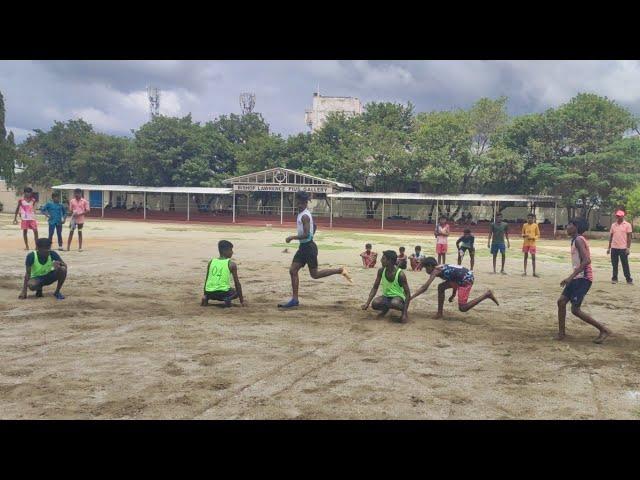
[19, 237, 67, 300]
[201, 240, 245, 308]
[361, 250, 411, 323]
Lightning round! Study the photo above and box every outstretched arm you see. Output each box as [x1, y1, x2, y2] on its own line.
[361, 268, 383, 309]
[399, 272, 411, 321]
[410, 269, 439, 300]
[230, 262, 245, 305]
[203, 260, 211, 293]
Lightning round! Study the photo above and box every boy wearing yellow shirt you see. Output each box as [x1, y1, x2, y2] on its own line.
[522, 213, 540, 277]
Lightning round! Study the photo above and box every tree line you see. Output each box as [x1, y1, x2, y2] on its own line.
[2, 92, 640, 219]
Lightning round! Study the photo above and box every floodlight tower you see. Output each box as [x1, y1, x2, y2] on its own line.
[239, 92, 256, 115]
[147, 86, 160, 119]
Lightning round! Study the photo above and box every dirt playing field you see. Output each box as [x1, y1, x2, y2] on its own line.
[1, 214, 639, 419]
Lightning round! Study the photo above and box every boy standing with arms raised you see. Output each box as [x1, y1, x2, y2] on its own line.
[278, 191, 352, 308]
[522, 213, 540, 277]
[488, 212, 510, 274]
[557, 219, 611, 344]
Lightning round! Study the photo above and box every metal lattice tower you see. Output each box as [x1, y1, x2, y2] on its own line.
[147, 86, 160, 119]
[239, 92, 256, 115]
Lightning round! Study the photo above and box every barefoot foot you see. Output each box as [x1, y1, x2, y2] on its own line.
[555, 333, 566, 341]
[593, 328, 612, 344]
[487, 290, 499, 306]
[341, 267, 353, 284]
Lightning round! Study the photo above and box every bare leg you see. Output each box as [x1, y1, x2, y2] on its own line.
[200, 295, 208, 306]
[22, 230, 29, 250]
[492, 253, 497, 273]
[371, 296, 390, 317]
[557, 296, 568, 340]
[53, 265, 67, 295]
[33, 229, 39, 244]
[457, 252, 462, 265]
[459, 289, 499, 312]
[436, 282, 450, 318]
[309, 266, 351, 282]
[523, 252, 528, 275]
[389, 298, 408, 323]
[469, 251, 475, 271]
[500, 251, 506, 274]
[78, 230, 83, 251]
[571, 305, 612, 344]
[532, 254, 538, 277]
[67, 230, 74, 251]
[290, 262, 303, 301]
[442, 252, 446, 264]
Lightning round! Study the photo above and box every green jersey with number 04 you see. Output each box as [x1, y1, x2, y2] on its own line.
[205, 258, 231, 292]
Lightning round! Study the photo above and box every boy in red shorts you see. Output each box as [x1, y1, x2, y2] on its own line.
[435, 216, 450, 264]
[522, 213, 540, 277]
[13, 187, 39, 250]
[410, 257, 499, 318]
[66, 188, 90, 252]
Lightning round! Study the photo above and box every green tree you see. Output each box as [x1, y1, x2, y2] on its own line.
[0, 91, 17, 184]
[71, 133, 132, 184]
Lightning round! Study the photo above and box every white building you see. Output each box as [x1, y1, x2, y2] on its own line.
[304, 93, 363, 132]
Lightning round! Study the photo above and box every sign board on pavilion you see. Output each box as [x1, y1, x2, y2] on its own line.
[223, 167, 351, 194]
[233, 184, 332, 193]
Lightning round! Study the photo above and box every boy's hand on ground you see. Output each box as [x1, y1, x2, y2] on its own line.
[361, 304, 369, 310]
[18, 291, 27, 299]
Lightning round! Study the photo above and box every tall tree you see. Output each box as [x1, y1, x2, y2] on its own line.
[0, 91, 17, 184]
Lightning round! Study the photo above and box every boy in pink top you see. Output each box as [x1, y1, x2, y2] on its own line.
[13, 187, 39, 250]
[435, 215, 450, 264]
[607, 210, 633, 285]
[66, 188, 90, 252]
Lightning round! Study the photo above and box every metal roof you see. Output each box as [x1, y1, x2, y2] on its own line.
[223, 167, 352, 190]
[52, 184, 233, 195]
[327, 192, 561, 202]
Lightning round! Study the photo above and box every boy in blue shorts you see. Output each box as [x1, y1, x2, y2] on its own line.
[41, 191, 67, 250]
[487, 213, 510, 274]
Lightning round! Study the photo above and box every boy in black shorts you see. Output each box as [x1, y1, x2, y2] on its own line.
[18, 238, 67, 300]
[557, 219, 611, 344]
[278, 191, 352, 308]
[456, 228, 475, 270]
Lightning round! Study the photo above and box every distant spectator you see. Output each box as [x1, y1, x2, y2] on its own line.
[607, 210, 633, 285]
[360, 243, 378, 268]
[409, 245, 425, 271]
[397, 247, 408, 270]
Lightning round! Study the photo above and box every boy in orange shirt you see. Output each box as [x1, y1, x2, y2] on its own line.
[522, 213, 540, 277]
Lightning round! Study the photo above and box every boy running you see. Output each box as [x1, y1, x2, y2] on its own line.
[201, 240, 245, 308]
[278, 191, 352, 308]
[411, 257, 498, 318]
[67, 188, 90, 252]
[522, 213, 540, 277]
[18, 238, 67, 300]
[456, 228, 475, 270]
[409, 245, 424, 271]
[41, 191, 67, 251]
[557, 219, 611, 344]
[488, 213, 510, 274]
[435, 216, 450, 264]
[360, 243, 378, 268]
[13, 187, 39, 250]
[361, 250, 411, 323]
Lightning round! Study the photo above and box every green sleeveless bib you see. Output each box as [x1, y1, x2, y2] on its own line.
[31, 252, 54, 278]
[381, 267, 405, 300]
[205, 258, 231, 292]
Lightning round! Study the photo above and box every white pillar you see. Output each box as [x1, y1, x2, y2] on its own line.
[187, 194, 190, 221]
[493, 201, 497, 223]
[381, 198, 385, 230]
[280, 190, 284, 225]
[330, 197, 333, 228]
[435, 199, 439, 224]
[232, 191, 236, 223]
[143, 192, 147, 220]
[101, 191, 105, 218]
[553, 201, 557, 238]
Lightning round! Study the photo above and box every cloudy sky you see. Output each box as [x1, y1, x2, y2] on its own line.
[1, 60, 640, 143]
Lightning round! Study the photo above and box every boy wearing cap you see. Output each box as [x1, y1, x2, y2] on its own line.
[607, 210, 633, 285]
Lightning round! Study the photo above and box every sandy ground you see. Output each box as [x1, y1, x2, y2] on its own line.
[1, 213, 639, 419]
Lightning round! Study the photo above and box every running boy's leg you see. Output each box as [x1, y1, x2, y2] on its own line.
[557, 295, 568, 340]
[436, 281, 453, 318]
[77, 224, 84, 251]
[457, 284, 499, 312]
[571, 303, 611, 344]
[22, 229, 29, 250]
[469, 250, 475, 271]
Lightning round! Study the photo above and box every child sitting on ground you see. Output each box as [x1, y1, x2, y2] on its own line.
[360, 243, 378, 268]
[397, 246, 408, 270]
[409, 245, 425, 271]
[201, 240, 246, 308]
